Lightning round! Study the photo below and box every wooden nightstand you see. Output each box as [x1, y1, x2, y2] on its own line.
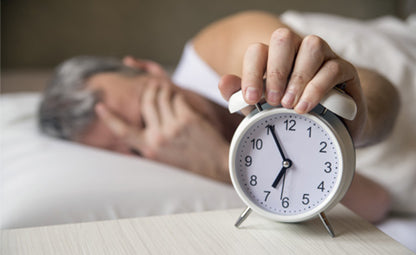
[1, 204, 413, 254]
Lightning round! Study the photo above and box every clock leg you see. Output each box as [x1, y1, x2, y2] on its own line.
[319, 212, 336, 238]
[235, 207, 252, 227]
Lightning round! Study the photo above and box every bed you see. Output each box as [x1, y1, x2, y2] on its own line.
[2, 3, 416, 253]
[3, 92, 416, 252]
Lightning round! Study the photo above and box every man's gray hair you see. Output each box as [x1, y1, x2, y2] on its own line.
[38, 56, 141, 140]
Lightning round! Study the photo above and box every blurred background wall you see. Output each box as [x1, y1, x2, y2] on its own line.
[1, 0, 414, 92]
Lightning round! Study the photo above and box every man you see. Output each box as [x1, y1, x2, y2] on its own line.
[39, 11, 399, 222]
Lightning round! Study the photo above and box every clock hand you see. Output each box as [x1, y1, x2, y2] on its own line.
[267, 125, 287, 161]
[280, 171, 286, 200]
[268, 125, 293, 189]
[272, 160, 292, 189]
[272, 166, 286, 189]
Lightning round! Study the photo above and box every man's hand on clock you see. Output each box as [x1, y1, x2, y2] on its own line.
[216, 15, 397, 225]
[219, 28, 368, 146]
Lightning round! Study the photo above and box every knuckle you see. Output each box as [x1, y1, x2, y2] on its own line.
[303, 83, 327, 106]
[344, 60, 355, 74]
[246, 70, 264, 81]
[271, 27, 295, 43]
[303, 35, 325, 50]
[326, 60, 342, 75]
[290, 72, 307, 85]
[248, 42, 266, 50]
[302, 35, 326, 57]
[247, 42, 267, 53]
[268, 70, 288, 84]
[308, 83, 325, 97]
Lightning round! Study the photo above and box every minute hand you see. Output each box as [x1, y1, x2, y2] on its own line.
[267, 125, 287, 161]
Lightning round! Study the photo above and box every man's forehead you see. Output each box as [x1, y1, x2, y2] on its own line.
[85, 72, 125, 88]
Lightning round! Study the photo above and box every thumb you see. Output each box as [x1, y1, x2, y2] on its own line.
[219, 74, 256, 116]
[218, 74, 242, 101]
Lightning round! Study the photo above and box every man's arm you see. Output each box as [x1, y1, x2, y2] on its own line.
[356, 68, 400, 146]
[193, 11, 289, 77]
[194, 11, 399, 222]
[193, 10, 400, 147]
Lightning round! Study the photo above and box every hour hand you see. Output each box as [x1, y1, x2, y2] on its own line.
[272, 160, 292, 189]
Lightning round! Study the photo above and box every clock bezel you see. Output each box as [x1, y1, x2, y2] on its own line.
[229, 104, 355, 222]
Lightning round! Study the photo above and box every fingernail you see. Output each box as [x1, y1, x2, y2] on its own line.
[246, 87, 259, 102]
[282, 92, 295, 107]
[267, 90, 281, 105]
[295, 100, 310, 113]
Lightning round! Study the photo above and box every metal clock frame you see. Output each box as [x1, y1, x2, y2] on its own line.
[229, 103, 355, 237]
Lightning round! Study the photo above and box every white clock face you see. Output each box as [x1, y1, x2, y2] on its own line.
[232, 109, 343, 220]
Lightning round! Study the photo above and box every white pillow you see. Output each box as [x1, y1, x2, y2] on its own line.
[0, 93, 243, 229]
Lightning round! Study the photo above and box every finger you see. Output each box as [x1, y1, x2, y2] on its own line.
[122, 56, 145, 70]
[95, 103, 130, 137]
[266, 28, 301, 106]
[218, 74, 242, 101]
[282, 35, 335, 109]
[123, 56, 168, 77]
[218, 74, 256, 116]
[95, 103, 146, 150]
[172, 94, 197, 122]
[241, 43, 268, 105]
[158, 82, 175, 124]
[294, 59, 355, 114]
[141, 80, 160, 128]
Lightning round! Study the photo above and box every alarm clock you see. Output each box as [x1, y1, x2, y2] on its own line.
[228, 87, 357, 237]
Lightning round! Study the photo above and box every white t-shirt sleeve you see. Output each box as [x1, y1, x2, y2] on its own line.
[171, 42, 226, 108]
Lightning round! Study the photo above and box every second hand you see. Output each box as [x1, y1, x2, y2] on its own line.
[280, 171, 286, 200]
